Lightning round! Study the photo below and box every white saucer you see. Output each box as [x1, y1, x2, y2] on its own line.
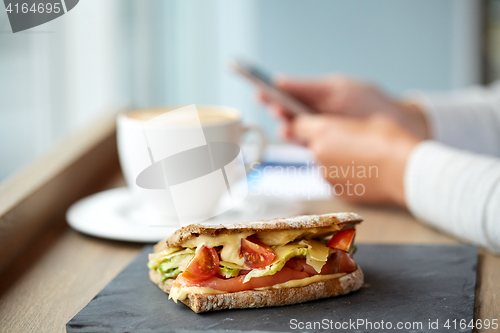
[66, 187, 304, 242]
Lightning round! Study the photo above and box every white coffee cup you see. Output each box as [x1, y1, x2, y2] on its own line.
[117, 105, 266, 225]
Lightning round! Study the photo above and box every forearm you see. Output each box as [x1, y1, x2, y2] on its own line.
[405, 84, 500, 156]
[405, 141, 500, 254]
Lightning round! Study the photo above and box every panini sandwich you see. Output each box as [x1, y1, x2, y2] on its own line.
[148, 212, 363, 313]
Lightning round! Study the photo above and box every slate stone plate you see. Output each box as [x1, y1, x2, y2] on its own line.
[67, 244, 477, 333]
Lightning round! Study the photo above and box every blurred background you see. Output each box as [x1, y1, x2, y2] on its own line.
[1, 0, 496, 182]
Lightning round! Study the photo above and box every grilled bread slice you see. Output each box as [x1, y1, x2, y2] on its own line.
[149, 213, 364, 313]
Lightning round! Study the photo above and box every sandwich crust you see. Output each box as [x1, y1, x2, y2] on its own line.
[149, 266, 364, 313]
[156, 212, 362, 252]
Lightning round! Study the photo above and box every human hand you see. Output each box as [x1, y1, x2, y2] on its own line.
[290, 113, 421, 206]
[257, 75, 429, 139]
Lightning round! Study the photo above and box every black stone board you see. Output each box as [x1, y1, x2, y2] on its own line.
[67, 244, 477, 333]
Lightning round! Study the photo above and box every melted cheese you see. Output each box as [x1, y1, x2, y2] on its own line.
[178, 227, 341, 265]
[169, 273, 347, 302]
[179, 227, 341, 266]
[299, 240, 330, 273]
[169, 287, 227, 303]
[302, 240, 329, 261]
[255, 230, 305, 246]
[182, 233, 253, 266]
[255, 226, 341, 246]
[259, 273, 346, 289]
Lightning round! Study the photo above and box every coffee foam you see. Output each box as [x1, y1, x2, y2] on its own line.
[126, 107, 239, 125]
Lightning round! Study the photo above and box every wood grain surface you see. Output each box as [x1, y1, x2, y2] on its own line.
[0, 117, 498, 333]
[0, 114, 120, 273]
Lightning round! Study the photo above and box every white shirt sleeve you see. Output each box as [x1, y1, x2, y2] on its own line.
[405, 141, 500, 254]
[410, 82, 500, 156]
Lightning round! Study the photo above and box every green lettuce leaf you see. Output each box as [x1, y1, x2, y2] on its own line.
[243, 244, 309, 283]
[158, 253, 192, 273]
[160, 267, 182, 282]
[218, 261, 243, 278]
[147, 248, 195, 270]
[148, 250, 195, 282]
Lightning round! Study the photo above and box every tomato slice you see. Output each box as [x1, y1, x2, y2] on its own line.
[327, 228, 356, 252]
[240, 236, 276, 269]
[181, 245, 219, 282]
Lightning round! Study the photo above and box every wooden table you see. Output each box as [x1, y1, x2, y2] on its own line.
[0, 116, 498, 333]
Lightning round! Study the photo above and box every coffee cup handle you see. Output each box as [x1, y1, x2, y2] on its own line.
[242, 125, 267, 174]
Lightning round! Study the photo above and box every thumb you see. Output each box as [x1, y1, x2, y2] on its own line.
[291, 114, 328, 142]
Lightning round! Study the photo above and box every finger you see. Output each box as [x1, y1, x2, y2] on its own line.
[256, 90, 271, 104]
[291, 114, 329, 142]
[270, 104, 294, 121]
[269, 105, 282, 119]
[257, 90, 294, 121]
[279, 122, 294, 141]
[275, 75, 329, 107]
[279, 121, 305, 145]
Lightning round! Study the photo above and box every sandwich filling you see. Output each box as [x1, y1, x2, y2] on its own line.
[148, 225, 359, 302]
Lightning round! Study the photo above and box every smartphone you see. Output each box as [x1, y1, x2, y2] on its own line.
[229, 60, 317, 116]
